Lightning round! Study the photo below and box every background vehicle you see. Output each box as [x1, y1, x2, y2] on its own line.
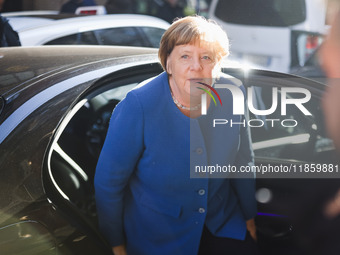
[3, 10, 77, 31]
[208, 0, 327, 73]
[7, 14, 169, 47]
[0, 46, 337, 254]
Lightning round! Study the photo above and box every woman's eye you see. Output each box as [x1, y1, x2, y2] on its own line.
[181, 55, 189, 59]
[202, 56, 211, 60]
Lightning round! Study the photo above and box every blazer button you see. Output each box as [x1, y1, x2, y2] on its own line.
[198, 208, 205, 214]
[196, 147, 203, 154]
[198, 189, 205, 196]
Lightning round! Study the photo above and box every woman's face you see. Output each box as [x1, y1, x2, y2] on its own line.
[166, 43, 220, 96]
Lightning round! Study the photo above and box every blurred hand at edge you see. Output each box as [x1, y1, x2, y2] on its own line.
[112, 244, 127, 255]
[246, 218, 257, 241]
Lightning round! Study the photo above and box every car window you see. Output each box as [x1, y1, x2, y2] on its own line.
[94, 27, 145, 47]
[45, 31, 98, 45]
[215, 0, 306, 27]
[249, 85, 334, 163]
[44, 65, 162, 221]
[48, 84, 136, 218]
[138, 27, 165, 48]
[44, 27, 164, 48]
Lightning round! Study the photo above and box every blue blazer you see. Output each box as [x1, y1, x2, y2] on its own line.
[94, 72, 257, 255]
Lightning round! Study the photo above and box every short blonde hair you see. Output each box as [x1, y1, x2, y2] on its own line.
[158, 15, 229, 71]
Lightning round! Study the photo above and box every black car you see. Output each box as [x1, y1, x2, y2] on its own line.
[0, 46, 338, 254]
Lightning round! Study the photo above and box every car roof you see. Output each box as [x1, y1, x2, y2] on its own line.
[2, 10, 60, 16]
[18, 14, 170, 46]
[3, 11, 96, 22]
[7, 17, 56, 31]
[0, 45, 159, 97]
[5, 12, 104, 32]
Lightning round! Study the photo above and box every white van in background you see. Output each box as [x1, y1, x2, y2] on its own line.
[208, 0, 327, 73]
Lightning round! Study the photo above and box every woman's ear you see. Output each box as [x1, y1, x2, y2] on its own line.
[166, 56, 172, 75]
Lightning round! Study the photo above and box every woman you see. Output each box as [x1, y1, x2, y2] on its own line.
[95, 16, 258, 255]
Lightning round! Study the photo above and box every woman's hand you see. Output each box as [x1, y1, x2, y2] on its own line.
[246, 218, 257, 241]
[112, 245, 127, 255]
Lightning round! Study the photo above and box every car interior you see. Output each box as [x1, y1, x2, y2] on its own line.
[43, 64, 338, 254]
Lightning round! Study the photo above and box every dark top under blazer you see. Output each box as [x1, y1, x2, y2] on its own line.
[94, 71, 257, 255]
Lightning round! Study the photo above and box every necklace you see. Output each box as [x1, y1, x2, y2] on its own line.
[170, 90, 201, 111]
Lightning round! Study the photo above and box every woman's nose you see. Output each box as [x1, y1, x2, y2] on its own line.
[190, 58, 203, 71]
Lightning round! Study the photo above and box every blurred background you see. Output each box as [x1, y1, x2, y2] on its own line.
[0, 0, 208, 16]
[1, 0, 106, 12]
[1, 0, 338, 75]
